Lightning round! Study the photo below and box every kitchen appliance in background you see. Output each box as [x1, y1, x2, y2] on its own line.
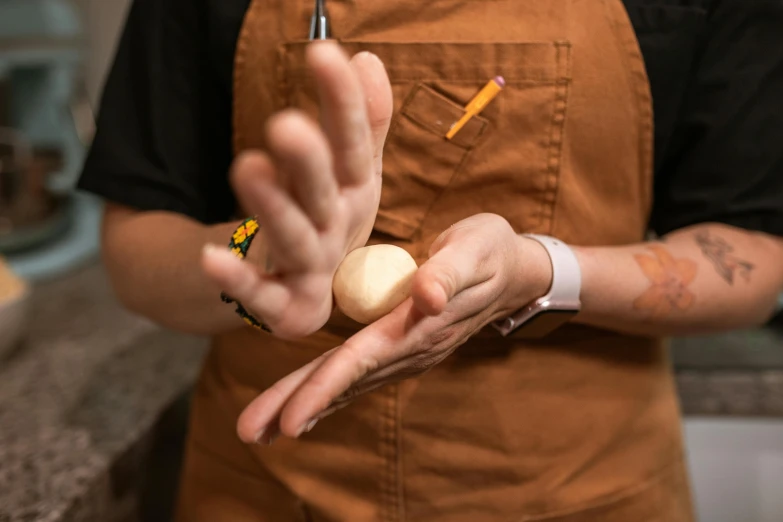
[0, 0, 99, 282]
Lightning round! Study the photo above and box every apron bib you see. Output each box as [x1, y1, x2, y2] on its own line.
[176, 1, 696, 521]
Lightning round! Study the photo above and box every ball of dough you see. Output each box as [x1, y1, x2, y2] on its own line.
[333, 244, 418, 324]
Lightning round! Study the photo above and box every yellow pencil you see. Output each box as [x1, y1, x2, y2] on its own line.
[446, 76, 505, 140]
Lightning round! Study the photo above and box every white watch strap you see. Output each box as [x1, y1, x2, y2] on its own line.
[492, 234, 583, 336]
[523, 234, 582, 305]
[522, 234, 582, 306]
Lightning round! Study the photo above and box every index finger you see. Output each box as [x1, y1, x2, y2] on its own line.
[276, 300, 428, 437]
[236, 349, 334, 444]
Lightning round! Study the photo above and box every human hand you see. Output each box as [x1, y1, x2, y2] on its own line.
[201, 41, 393, 339]
[235, 213, 554, 443]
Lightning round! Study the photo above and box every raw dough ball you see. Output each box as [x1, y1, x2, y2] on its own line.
[333, 245, 418, 324]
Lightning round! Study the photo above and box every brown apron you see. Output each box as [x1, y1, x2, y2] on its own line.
[176, 1, 696, 520]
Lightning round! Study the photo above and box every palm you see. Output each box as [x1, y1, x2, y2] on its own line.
[277, 155, 384, 336]
[204, 42, 392, 339]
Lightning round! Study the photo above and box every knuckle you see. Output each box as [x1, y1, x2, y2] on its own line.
[437, 265, 460, 296]
[341, 342, 380, 377]
[408, 354, 438, 374]
[425, 327, 457, 348]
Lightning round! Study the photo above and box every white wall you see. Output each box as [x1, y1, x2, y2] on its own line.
[684, 418, 783, 522]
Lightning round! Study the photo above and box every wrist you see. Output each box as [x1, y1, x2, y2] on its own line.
[494, 234, 582, 338]
[505, 234, 554, 314]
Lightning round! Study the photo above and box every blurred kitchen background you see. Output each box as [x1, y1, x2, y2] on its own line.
[0, 1, 781, 521]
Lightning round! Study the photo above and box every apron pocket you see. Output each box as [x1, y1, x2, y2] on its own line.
[279, 40, 571, 241]
[375, 83, 488, 239]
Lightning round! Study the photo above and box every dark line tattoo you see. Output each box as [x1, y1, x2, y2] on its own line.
[694, 231, 755, 285]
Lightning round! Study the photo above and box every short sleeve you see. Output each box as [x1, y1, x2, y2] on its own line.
[77, 0, 236, 224]
[650, 0, 783, 238]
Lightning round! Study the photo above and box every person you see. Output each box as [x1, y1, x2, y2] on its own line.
[78, 0, 783, 520]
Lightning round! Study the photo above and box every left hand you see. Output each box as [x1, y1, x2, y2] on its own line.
[201, 43, 394, 339]
[236, 214, 553, 444]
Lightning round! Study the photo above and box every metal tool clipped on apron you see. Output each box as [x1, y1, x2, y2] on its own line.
[176, 1, 696, 521]
[309, 0, 330, 41]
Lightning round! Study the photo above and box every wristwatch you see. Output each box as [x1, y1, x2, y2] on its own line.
[492, 234, 582, 338]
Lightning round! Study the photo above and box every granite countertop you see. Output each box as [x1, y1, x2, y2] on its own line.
[0, 263, 208, 522]
[672, 327, 783, 417]
[0, 261, 780, 522]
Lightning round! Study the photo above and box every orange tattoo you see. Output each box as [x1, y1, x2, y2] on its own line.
[633, 245, 698, 317]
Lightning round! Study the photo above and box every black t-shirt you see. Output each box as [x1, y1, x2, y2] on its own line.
[78, 0, 783, 237]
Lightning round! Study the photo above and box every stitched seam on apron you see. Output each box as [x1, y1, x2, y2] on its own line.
[380, 385, 399, 522]
[395, 384, 406, 521]
[281, 42, 566, 83]
[538, 42, 571, 234]
[401, 84, 489, 147]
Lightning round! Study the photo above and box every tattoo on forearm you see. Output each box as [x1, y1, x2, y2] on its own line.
[694, 231, 754, 285]
[633, 245, 698, 317]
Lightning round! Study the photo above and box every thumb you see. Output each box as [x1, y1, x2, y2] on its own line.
[411, 242, 485, 316]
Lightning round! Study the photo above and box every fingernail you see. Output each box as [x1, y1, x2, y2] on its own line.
[357, 51, 382, 65]
[254, 429, 279, 446]
[297, 418, 319, 437]
[203, 243, 238, 263]
[203, 243, 231, 259]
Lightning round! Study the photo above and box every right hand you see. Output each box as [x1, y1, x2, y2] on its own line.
[201, 41, 394, 339]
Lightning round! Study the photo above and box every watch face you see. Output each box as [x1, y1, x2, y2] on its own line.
[512, 309, 579, 338]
